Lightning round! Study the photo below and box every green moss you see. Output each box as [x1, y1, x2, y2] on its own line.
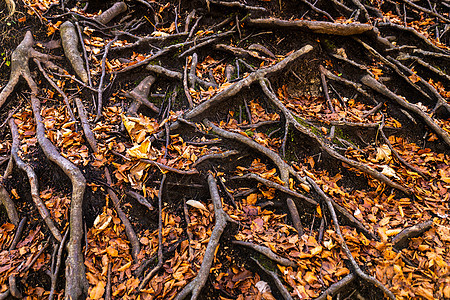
[322, 38, 336, 51]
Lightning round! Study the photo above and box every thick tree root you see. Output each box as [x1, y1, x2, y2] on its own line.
[307, 177, 395, 300]
[174, 173, 231, 300]
[126, 75, 159, 115]
[94, 1, 127, 25]
[60, 21, 89, 84]
[248, 18, 374, 36]
[9, 118, 62, 242]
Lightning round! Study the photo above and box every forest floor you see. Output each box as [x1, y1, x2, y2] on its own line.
[0, 0, 449, 299]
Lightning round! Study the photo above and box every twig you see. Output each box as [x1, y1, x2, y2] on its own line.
[140, 158, 199, 175]
[287, 198, 303, 236]
[96, 37, 117, 122]
[183, 198, 195, 261]
[74, 98, 98, 152]
[315, 274, 356, 300]
[49, 230, 69, 300]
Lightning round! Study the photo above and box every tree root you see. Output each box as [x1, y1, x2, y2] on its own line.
[126, 75, 159, 115]
[94, 1, 127, 25]
[138, 174, 165, 291]
[259, 78, 410, 194]
[204, 119, 306, 186]
[74, 98, 98, 152]
[0, 183, 19, 226]
[248, 18, 374, 36]
[307, 177, 395, 300]
[140, 158, 199, 175]
[361, 74, 450, 146]
[60, 21, 89, 84]
[392, 220, 433, 250]
[252, 257, 294, 300]
[185, 45, 313, 120]
[9, 118, 62, 242]
[9, 217, 26, 250]
[233, 240, 297, 267]
[207, 0, 267, 12]
[175, 173, 231, 300]
[314, 273, 355, 300]
[230, 173, 316, 205]
[287, 198, 304, 236]
[191, 150, 239, 168]
[49, 230, 69, 300]
[105, 168, 140, 260]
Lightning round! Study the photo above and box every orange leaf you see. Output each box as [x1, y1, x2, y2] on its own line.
[89, 281, 105, 299]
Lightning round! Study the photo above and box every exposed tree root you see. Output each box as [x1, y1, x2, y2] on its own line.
[175, 173, 231, 300]
[74, 97, 98, 153]
[361, 75, 450, 147]
[94, 1, 127, 25]
[230, 173, 316, 205]
[105, 168, 140, 260]
[9, 118, 62, 242]
[0, 183, 19, 226]
[138, 174, 165, 291]
[307, 177, 395, 300]
[314, 273, 356, 300]
[287, 197, 304, 236]
[8, 217, 26, 251]
[392, 220, 434, 250]
[248, 18, 374, 36]
[192, 149, 239, 168]
[252, 257, 294, 300]
[233, 240, 297, 267]
[126, 75, 159, 115]
[49, 230, 69, 300]
[259, 78, 410, 194]
[60, 21, 89, 84]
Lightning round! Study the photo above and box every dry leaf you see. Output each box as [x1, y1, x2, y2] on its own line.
[186, 200, 208, 212]
[89, 281, 105, 299]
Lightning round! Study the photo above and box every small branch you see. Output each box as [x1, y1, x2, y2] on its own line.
[96, 37, 117, 122]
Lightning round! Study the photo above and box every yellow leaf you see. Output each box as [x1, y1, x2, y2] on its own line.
[246, 193, 258, 205]
[107, 246, 118, 257]
[89, 281, 105, 299]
